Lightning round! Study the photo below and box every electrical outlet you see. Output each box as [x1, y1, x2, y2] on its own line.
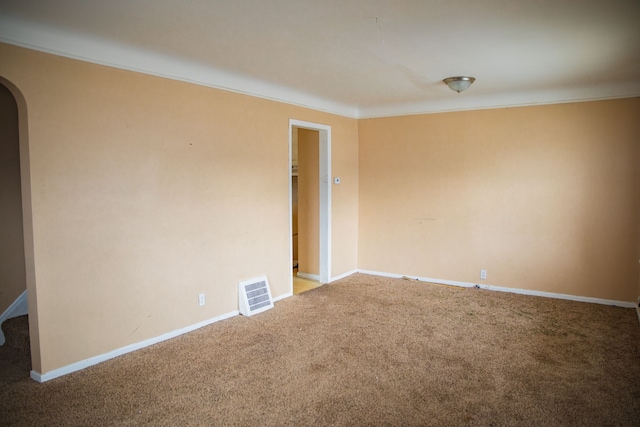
[480, 269, 487, 280]
[199, 293, 206, 306]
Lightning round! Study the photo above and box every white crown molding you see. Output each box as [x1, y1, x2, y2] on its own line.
[0, 16, 358, 119]
[357, 84, 640, 118]
[1, 16, 638, 120]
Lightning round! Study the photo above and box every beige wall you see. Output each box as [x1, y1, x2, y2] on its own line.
[297, 128, 320, 275]
[2, 38, 636, 377]
[332, 119, 360, 277]
[0, 42, 359, 374]
[0, 83, 27, 315]
[359, 99, 640, 302]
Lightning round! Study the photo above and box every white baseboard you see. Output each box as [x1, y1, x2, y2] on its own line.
[297, 269, 359, 284]
[29, 270, 636, 383]
[358, 269, 476, 288]
[30, 309, 239, 383]
[0, 290, 28, 346]
[30, 285, 308, 382]
[358, 269, 635, 308]
[475, 283, 635, 308]
[273, 292, 292, 302]
[330, 269, 358, 283]
[296, 272, 320, 282]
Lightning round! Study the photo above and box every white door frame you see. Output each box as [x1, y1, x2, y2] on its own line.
[289, 119, 331, 290]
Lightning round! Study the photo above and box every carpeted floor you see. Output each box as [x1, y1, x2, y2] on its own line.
[1, 273, 640, 426]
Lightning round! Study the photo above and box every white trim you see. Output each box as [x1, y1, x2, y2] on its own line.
[30, 309, 239, 383]
[329, 269, 358, 283]
[272, 292, 292, 303]
[296, 272, 321, 282]
[289, 120, 332, 287]
[3, 16, 639, 121]
[356, 92, 640, 119]
[358, 269, 476, 288]
[0, 17, 357, 119]
[319, 126, 331, 284]
[0, 290, 28, 346]
[475, 284, 636, 308]
[288, 122, 294, 296]
[358, 269, 635, 308]
[2, 17, 639, 120]
[636, 305, 640, 325]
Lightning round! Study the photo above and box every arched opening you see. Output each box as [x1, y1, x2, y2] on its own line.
[0, 77, 40, 378]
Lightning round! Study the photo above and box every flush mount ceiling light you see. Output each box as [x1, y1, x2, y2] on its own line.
[443, 76, 476, 93]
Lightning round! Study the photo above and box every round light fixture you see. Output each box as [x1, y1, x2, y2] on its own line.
[443, 76, 476, 93]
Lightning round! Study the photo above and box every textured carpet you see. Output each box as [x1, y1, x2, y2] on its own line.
[1, 273, 640, 426]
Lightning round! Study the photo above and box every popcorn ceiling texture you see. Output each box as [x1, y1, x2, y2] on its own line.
[1, 273, 639, 425]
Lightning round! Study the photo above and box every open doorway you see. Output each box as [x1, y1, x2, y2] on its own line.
[0, 80, 30, 379]
[289, 120, 331, 295]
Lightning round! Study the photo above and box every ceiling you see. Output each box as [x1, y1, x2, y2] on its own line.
[1, 0, 639, 118]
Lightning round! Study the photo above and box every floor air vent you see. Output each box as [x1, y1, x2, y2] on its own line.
[239, 276, 274, 316]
